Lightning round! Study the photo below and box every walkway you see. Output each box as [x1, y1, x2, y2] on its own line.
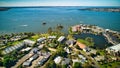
[103, 33, 116, 45]
[12, 53, 34, 68]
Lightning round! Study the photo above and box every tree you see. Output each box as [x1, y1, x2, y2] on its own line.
[73, 62, 82, 68]
[48, 27, 52, 34]
[62, 64, 67, 68]
[3, 57, 15, 68]
[85, 37, 94, 46]
[44, 61, 56, 68]
[56, 47, 67, 57]
[56, 24, 64, 32]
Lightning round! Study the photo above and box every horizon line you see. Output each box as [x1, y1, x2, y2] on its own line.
[0, 5, 120, 8]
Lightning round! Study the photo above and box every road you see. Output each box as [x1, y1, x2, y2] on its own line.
[12, 53, 34, 68]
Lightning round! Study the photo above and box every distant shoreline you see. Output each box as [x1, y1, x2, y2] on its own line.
[79, 7, 120, 12]
[0, 8, 10, 11]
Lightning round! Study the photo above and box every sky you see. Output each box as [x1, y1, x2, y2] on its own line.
[0, 0, 120, 7]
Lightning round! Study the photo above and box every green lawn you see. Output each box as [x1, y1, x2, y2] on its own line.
[100, 61, 120, 68]
[77, 39, 94, 46]
[28, 34, 40, 41]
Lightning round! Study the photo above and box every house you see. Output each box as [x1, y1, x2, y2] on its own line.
[72, 59, 80, 64]
[72, 26, 77, 32]
[38, 52, 51, 66]
[0, 40, 5, 46]
[94, 56, 105, 62]
[61, 58, 70, 65]
[37, 37, 46, 43]
[54, 56, 62, 64]
[76, 42, 90, 52]
[57, 36, 66, 43]
[38, 58, 47, 66]
[44, 52, 51, 59]
[38, 44, 44, 49]
[66, 40, 76, 46]
[64, 47, 71, 54]
[48, 36, 56, 39]
[23, 60, 31, 67]
[23, 39, 35, 46]
[78, 54, 87, 64]
[30, 48, 39, 54]
[29, 54, 39, 62]
[10, 36, 21, 41]
[106, 43, 120, 56]
[81, 27, 91, 33]
[21, 47, 31, 52]
[78, 54, 86, 60]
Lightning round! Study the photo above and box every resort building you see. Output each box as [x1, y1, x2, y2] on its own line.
[66, 40, 76, 46]
[3, 43, 24, 54]
[76, 42, 90, 52]
[106, 43, 120, 56]
[37, 37, 46, 43]
[23, 39, 35, 46]
[71, 25, 81, 32]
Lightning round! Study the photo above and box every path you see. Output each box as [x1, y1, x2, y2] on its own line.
[12, 53, 34, 68]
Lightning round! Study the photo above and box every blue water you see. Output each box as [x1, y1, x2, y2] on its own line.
[0, 6, 120, 34]
[73, 33, 109, 48]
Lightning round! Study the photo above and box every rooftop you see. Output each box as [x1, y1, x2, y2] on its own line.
[76, 42, 86, 49]
[106, 43, 120, 52]
[54, 56, 62, 64]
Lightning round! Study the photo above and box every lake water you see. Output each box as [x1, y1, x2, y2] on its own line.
[73, 33, 110, 48]
[0, 6, 120, 34]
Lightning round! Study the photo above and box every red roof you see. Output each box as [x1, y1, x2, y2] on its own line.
[76, 42, 86, 49]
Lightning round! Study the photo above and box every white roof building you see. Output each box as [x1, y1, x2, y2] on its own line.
[37, 37, 46, 43]
[106, 43, 120, 52]
[21, 47, 31, 52]
[24, 39, 35, 46]
[48, 36, 56, 39]
[54, 56, 62, 64]
[57, 36, 65, 42]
